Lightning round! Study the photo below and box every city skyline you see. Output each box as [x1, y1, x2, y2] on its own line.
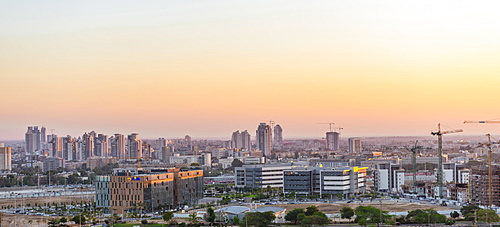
[2, 1, 500, 140]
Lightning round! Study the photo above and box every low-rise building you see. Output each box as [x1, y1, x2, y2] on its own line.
[283, 166, 367, 198]
[235, 164, 293, 189]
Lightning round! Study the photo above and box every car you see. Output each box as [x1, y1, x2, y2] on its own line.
[347, 200, 354, 203]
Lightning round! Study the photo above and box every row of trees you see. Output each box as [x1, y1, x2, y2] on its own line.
[285, 206, 330, 226]
[336, 204, 500, 226]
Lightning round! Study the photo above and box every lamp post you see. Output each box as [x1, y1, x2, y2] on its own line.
[379, 199, 383, 226]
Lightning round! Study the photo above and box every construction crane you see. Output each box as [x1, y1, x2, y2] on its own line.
[464, 120, 500, 124]
[431, 123, 463, 198]
[318, 123, 335, 132]
[120, 157, 153, 168]
[464, 120, 498, 206]
[482, 134, 494, 206]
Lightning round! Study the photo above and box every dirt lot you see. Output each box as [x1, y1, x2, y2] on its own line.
[261, 201, 452, 213]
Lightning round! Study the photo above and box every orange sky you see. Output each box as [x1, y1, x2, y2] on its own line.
[2, 1, 500, 140]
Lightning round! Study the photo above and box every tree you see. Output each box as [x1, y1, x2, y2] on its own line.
[340, 207, 354, 221]
[358, 218, 367, 227]
[72, 215, 86, 224]
[302, 214, 330, 226]
[163, 212, 174, 222]
[460, 205, 480, 221]
[241, 211, 276, 227]
[231, 159, 244, 168]
[477, 209, 500, 223]
[285, 208, 305, 224]
[59, 217, 67, 223]
[189, 213, 201, 224]
[406, 209, 446, 225]
[305, 206, 319, 216]
[233, 215, 240, 225]
[355, 206, 389, 225]
[206, 207, 216, 224]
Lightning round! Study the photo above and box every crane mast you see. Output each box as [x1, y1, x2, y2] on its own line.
[464, 120, 498, 206]
[431, 123, 463, 199]
[412, 141, 418, 194]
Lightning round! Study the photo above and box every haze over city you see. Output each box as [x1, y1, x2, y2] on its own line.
[2, 1, 500, 140]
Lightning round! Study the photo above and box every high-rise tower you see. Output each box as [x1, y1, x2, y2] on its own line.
[25, 126, 41, 154]
[0, 143, 12, 171]
[127, 133, 143, 158]
[41, 126, 46, 143]
[273, 125, 283, 145]
[256, 123, 272, 156]
[231, 131, 242, 149]
[326, 132, 340, 151]
[95, 134, 109, 157]
[348, 137, 362, 153]
[111, 134, 126, 158]
[241, 130, 251, 150]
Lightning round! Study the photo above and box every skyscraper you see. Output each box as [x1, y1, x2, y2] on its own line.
[62, 136, 75, 160]
[256, 123, 272, 156]
[82, 132, 95, 159]
[241, 130, 251, 150]
[127, 133, 143, 158]
[326, 132, 340, 151]
[273, 125, 283, 145]
[25, 126, 41, 154]
[0, 143, 12, 171]
[348, 137, 362, 153]
[48, 135, 63, 157]
[95, 134, 109, 157]
[111, 134, 126, 158]
[231, 130, 242, 149]
[41, 126, 46, 143]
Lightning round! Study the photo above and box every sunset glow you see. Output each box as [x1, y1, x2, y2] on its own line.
[2, 1, 500, 139]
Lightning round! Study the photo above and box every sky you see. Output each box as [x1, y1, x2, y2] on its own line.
[2, 1, 500, 140]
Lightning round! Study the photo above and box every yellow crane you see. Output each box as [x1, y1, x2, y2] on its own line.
[431, 123, 463, 198]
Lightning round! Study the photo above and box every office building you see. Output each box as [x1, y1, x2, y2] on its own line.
[235, 164, 292, 189]
[274, 125, 283, 145]
[374, 163, 405, 193]
[100, 167, 203, 214]
[96, 176, 110, 208]
[326, 132, 340, 151]
[111, 134, 126, 158]
[127, 133, 142, 158]
[348, 137, 362, 153]
[0, 143, 12, 171]
[283, 166, 367, 198]
[256, 123, 272, 156]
